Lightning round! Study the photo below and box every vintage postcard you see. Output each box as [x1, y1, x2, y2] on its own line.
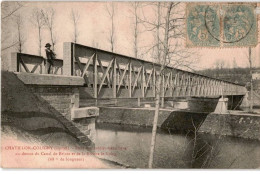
[1, 1, 260, 169]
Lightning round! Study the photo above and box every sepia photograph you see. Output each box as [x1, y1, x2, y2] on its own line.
[1, 1, 260, 169]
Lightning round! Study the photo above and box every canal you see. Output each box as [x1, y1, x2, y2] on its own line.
[95, 123, 260, 169]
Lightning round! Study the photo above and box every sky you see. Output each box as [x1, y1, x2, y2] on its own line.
[2, 1, 260, 70]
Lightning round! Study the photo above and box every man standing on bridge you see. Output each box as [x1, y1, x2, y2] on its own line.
[45, 43, 56, 74]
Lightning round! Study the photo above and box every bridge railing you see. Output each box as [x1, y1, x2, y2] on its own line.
[10, 52, 63, 75]
[63, 42, 247, 98]
[9, 44, 247, 98]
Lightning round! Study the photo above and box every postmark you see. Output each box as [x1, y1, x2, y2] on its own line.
[222, 4, 258, 47]
[186, 3, 258, 47]
[186, 4, 220, 47]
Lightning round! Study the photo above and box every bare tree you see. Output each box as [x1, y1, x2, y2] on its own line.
[70, 9, 80, 43]
[41, 8, 57, 51]
[30, 8, 45, 56]
[1, 2, 24, 51]
[145, 2, 199, 168]
[2, 1, 23, 20]
[247, 13, 260, 112]
[248, 47, 253, 112]
[105, 2, 116, 52]
[14, 14, 26, 53]
[148, 2, 174, 168]
[213, 59, 225, 78]
[156, 2, 162, 63]
[139, 2, 197, 70]
[164, 3, 198, 70]
[129, 2, 141, 58]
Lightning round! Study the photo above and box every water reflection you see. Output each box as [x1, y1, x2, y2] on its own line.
[95, 123, 260, 169]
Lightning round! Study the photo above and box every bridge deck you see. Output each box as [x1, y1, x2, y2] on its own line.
[10, 42, 247, 99]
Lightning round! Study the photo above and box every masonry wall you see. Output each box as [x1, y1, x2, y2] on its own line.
[73, 118, 96, 143]
[98, 107, 208, 132]
[28, 86, 79, 120]
[199, 113, 260, 140]
[27, 85, 98, 144]
[29, 86, 99, 145]
[11, 72, 97, 145]
[98, 106, 260, 140]
[1, 71, 94, 148]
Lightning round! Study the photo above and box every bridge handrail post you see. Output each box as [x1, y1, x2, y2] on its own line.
[138, 97, 141, 107]
[10, 52, 19, 72]
[63, 42, 74, 76]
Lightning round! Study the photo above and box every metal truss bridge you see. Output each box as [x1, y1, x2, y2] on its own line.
[11, 42, 247, 100]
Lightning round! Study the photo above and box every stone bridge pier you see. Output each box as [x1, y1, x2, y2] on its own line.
[13, 72, 99, 147]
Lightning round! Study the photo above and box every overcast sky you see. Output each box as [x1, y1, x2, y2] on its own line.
[2, 1, 260, 70]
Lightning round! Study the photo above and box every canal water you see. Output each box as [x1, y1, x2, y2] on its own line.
[95, 123, 260, 169]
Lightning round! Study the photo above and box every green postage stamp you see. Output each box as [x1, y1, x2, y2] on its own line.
[186, 3, 258, 47]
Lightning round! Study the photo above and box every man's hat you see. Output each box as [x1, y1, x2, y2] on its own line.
[45, 43, 51, 48]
